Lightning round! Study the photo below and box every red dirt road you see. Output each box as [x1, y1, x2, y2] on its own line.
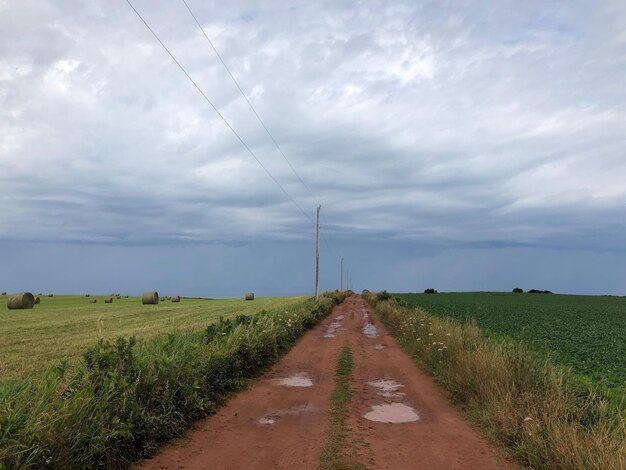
[141, 296, 512, 469]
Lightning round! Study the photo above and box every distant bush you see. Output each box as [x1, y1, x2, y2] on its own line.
[376, 290, 392, 301]
[512, 288, 524, 293]
[528, 289, 552, 294]
[424, 288, 438, 294]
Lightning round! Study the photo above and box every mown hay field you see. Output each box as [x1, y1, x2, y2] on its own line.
[397, 292, 626, 396]
[0, 294, 305, 382]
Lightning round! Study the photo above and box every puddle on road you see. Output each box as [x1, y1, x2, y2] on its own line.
[324, 315, 345, 338]
[257, 404, 317, 426]
[324, 321, 341, 338]
[363, 403, 419, 423]
[363, 322, 379, 338]
[371, 344, 386, 350]
[368, 378, 405, 398]
[272, 372, 313, 387]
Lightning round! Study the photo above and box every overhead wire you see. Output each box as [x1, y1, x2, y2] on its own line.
[179, 0, 337, 258]
[124, 0, 315, 226]
[179, 0, 336, 257]
[180, 0, 320, 207]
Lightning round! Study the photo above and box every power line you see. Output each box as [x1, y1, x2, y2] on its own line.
[124, 0, 315, 226]
[181, 0, 334, 255]
[180, 0, 321, 208]
[180, 0, 337, 259]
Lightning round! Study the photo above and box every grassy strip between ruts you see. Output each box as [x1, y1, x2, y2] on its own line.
[0, 291, 348, 470]
[363, 292, 625, 470]
[319, 343, 364, 470]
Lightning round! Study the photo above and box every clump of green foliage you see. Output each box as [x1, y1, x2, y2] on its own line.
[0, 291, 348, 469]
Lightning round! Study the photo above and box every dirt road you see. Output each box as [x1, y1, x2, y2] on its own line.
[142, 296, 511, 469]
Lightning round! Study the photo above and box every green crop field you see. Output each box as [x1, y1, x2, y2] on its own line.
[0, 294, 305, 382]
[396, 292, 626, 393]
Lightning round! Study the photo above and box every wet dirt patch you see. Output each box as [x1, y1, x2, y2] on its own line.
[272, 372, 313, 387]
[368, 378, 405, 398]
[363, 403, 419, 423]
[257, 404, 317, 426]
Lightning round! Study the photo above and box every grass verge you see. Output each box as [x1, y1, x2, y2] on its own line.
[363, 292, 625, 470]
[0, 291, 348, 469]
[319, 343, 364, 470]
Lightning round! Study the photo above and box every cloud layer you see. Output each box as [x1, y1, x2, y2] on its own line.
[1, 0, 626, 253]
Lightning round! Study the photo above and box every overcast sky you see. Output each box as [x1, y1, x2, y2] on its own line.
[1, 0, 626, 296]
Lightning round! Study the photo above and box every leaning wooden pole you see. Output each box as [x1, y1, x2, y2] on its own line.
[315, 205, 321, 300]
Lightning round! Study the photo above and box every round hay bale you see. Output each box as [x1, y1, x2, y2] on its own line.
[142, 291, 159, 305]
[35, 296, 40, 304]
[171, 295, 181, 303]
[7, 292, 35, 310]
[104, 297, 113, 303]
[244, 292, 255, 301]
[89, 298, 97, 303]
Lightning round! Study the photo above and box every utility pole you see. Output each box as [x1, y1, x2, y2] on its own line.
[340, 257, 343, 291]
[346, 269, 349, 292]
[315, 205, 321, 300]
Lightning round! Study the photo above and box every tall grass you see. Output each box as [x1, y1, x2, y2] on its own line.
[364, 293, 625, 469]
[0, 291, 348, 469]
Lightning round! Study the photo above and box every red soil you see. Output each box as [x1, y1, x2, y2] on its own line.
[141, 296, 512, 469]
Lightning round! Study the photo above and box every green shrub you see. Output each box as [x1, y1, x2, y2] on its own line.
[376, 290, 392, 301]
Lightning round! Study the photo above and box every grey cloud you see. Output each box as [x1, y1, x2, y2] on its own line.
[1, 0, 625, 255]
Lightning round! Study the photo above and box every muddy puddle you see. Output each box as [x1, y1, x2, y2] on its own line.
[257, 404, 317, 426]
[271, 372, 313, 387]
[368, 378, 405, 398]
[371, 344, 386, 350]
[363, 403, 419, 423]
[323, 315, 344, 338]
[258, 417, 276, 425]
[363, 322, 379, 338]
